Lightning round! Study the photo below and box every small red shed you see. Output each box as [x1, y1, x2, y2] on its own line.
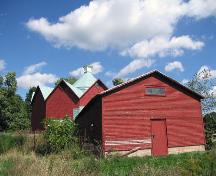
[76, 70, 206, 156]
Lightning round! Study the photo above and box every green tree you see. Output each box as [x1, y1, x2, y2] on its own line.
[25, 87, 37, 119]
[112, 78, 124, 86]
[0, 72, 30, 131]
[204, 112, 216, 149]
[55, 77, 77, 86]
[4, 72, 17, 95]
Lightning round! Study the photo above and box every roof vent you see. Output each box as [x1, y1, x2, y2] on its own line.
[83, 65, 93, 73]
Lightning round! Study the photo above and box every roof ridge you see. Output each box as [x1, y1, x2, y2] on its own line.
[100, 70, 203, 99]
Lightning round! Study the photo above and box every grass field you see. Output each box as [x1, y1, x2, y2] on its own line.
[0, 133, 215, 176]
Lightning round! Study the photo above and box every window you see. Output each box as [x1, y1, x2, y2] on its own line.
[145, 87, 165, 96]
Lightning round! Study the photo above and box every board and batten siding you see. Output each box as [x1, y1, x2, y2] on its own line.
[79, 81, 107, 106]
[76, 97, 102, 142]
[102, 75, 205, 152]
[31, 89, 46, 131]
[46, 82, 79, 119]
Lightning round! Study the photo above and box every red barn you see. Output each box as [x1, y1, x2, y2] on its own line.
[31, 65, 107, 131]
[76, 70, 205, 157]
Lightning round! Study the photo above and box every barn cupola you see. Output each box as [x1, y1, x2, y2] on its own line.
[83, 65, 93, 73]
[73, 65, 97, 92]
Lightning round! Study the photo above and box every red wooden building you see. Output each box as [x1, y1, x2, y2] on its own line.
[31, 86, 53, 130]
[31, 65, 107, 131]
[76, 70, 205, 156]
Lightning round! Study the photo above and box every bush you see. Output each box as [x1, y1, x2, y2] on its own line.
[0, 133, 26, 153]
[204, 112, 216, 150]
[42, 117, 77, 153]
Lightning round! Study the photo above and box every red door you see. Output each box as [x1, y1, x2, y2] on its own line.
[151, 119, 168, 156]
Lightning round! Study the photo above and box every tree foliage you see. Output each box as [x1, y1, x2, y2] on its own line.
[55, 77, 77, 86]
[186, 68, 216, 114]
[204, 112, 216, 150]
[25, 87, 37, 119]
[112, 78, 124, 86]
[0, 72, 30, 131]
[43, 117, 77, 152]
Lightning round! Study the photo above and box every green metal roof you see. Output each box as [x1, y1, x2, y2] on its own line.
[31, 86, 53, 102]
[73, 72, 97, 92]
[63, 80, 84, 98]
[40, 86, 53, 100]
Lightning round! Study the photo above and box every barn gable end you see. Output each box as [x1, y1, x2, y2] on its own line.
[76, 70, 205, 156]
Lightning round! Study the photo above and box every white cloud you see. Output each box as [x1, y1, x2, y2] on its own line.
[23, 61, 47, 74]
[69, 62, 103, 77]
[17, 62, 58, 89]
[165, 61, 184, 72]
[197, 65, 216, 80]
[122, 36, 204, 59]
[181, 79, 189, 84]
[116, 58, 154, 78]
[17, 72, 58, 89]
[105, 71, 116, 77]
[186, 0, 216, 19]
[0, 59, 6, 71]
[26, 0, 214, 53]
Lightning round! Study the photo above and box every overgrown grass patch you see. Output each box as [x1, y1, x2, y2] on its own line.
[0, 133, 26, 153]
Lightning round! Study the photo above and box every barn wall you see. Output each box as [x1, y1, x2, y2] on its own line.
[79, 81, 106, 106]
[76, 97, 102, 143]
[31, 90, 45, 131]
[102, 75, 205, 152]
[46, 83, 79, 119]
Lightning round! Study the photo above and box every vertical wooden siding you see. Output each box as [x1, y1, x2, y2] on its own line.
[31, 90, 45, 131]
[79, 81, 107, 106]
[102, 75, 205, 152]
[46, 83, 79, 119]
[76, 97, 102, 142]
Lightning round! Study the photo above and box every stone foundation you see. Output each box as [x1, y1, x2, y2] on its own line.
[168, 145, 205, 155]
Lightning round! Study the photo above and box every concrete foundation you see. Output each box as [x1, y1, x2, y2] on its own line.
[105, 145, 205, 157]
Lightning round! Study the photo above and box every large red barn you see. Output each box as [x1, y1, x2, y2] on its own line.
[76, 70, 205, 156]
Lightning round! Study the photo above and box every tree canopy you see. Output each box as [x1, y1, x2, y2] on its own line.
[55, 77, 77, 86]
[186, 68, 216, 114]
[0, 72, 30, 131]
[112, 78, 124, 86]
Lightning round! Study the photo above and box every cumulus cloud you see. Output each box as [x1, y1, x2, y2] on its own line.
[26, 0, 216, 77]
[0, 59, 6, 71]
[197, 65, 216, 80]
[69, 62, 103, 77]
[17, 73, 58, 89]
[17, 61, 58, 89]
[186, 0, 216, 19]
[26, 0, 214, 52]
[165, 61, 184, 72]
[116, 58, 155, 78]
[23, 61, 47, 74]
[122, 36, 204, 59]
[181, 79, 189, 84]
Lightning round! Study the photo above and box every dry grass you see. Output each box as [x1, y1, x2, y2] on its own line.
[0, 149, 99, 176]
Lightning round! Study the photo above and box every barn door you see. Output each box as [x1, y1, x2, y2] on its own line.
[151, 119, 168, 156]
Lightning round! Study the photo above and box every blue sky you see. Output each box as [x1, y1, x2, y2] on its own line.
[0, 0, 216, 98]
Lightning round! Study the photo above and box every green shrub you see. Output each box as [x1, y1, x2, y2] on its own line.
[43, 117, 77, 153]
[0, 133, 26, 153]
[204, 112, 216, 150]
